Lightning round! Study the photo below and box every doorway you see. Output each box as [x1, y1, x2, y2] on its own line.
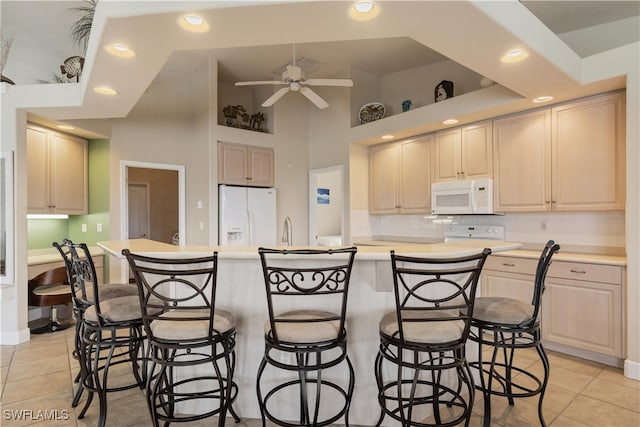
[308, 165, 344, 246]
[121, 161, 185, 245]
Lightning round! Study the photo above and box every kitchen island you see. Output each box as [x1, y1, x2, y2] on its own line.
[99, 239, 521, 425]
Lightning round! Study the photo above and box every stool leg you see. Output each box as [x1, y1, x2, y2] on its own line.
[503, 332, 515, 406]
[535, 336, 550, 427]
[256, 355, 268, 427]
[344, 353, 355, 427]
[374, 350, 386, 427]
[296, 352, 310, 425]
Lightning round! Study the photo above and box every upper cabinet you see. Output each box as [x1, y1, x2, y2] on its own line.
[218, 142, 274, 187]
[494, 92, 625, 212]
[369, 135, 433, 214]
[551, 92, 626, 211]
[434, 120, 492, 182]
[27, 125, 88, 215]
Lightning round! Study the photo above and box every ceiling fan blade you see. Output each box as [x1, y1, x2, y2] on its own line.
[262, 87, 290, 107]
[286, 65, 302, 81]
[300, 87, 329, 109]
[235, 80, 284, 86]
[304, 78, 353, 87]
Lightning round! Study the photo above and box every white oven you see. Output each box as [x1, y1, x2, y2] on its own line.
[443, 224, 505, 243]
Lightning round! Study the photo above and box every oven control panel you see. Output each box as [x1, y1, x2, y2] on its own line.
[443, 225, 505, 241]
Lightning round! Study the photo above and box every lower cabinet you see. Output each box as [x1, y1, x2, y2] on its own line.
[481, 255, 624, 362]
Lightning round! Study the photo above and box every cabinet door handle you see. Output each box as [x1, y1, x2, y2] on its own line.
[545, 200, 550, 204]
[551, 200, 557, 204]
[502, 263, 515, 267]
[570, 269, 586, 274]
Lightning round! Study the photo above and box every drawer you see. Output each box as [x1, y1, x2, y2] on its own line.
[548, 261, 623, 285]
[484, 256, 538, 275]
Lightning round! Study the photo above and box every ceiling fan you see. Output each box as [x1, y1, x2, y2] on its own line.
[234, 46, 353, 109]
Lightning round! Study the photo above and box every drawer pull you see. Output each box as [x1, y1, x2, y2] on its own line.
[502, 263, 516, 267]
[570, 269, 586, 274]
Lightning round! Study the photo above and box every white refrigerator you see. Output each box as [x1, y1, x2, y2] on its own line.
[218, 185, 277, 246]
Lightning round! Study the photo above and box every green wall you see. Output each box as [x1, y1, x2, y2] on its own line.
[28, 139, 111, 249]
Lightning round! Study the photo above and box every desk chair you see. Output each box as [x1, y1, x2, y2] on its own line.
[28, 266, 72, 333]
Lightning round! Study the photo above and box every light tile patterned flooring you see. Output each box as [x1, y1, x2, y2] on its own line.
[1, 326, 639, 426]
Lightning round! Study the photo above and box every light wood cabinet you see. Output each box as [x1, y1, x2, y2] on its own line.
[434, 120, 492, 182]
[27, 125, 88, 215]
[551, 92, 626, 211]
[493, 92, 625, 212]
[218, 142, 274, 187]
[369, 135, 433, 214]
[481, 254, 625, 361]
[542, 262, 624, 359]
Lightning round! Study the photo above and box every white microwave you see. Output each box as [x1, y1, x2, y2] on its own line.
[431, 178, 494, 215]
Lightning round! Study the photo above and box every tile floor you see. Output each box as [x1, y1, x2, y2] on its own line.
[1, 326, 639, 427]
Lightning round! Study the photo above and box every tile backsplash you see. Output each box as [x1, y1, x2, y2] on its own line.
[352, 210, 626, 249]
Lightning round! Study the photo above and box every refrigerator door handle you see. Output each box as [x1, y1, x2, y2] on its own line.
[246, 211, 252, 245]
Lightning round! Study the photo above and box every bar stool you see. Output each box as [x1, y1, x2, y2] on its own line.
[375, 249, 491, 427]
[59, 241, 147, 427]
[54, 239, 140, 407]
[257, 247, 357, 427]
[123, 249, 240, 427]
[469, 240, 560, 427]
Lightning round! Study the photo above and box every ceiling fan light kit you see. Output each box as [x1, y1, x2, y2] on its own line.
[235, 47, 353, 109]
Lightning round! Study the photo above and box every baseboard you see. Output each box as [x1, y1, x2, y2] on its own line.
[0, 327, 30, 345]
[624, 359, 640, 381]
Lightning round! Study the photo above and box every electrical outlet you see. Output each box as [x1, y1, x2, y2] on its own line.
[97, 223, 103, 232]
[81, 224, 87, 232]
[279, 352, 291, 364]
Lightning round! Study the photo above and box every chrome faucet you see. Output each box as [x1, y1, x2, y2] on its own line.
[282, 216, 292, 246]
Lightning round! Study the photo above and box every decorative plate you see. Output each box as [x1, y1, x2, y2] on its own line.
[359, 102, 385, 124]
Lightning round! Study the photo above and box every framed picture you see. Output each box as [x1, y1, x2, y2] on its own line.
[317, 188, 330, 204]
[435, 80, 454, 102]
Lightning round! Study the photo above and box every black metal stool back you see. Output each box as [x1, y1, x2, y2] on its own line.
[123, 250, 240, 427]
[55, 240, 146, 427]
[257, 246, 357, 427]
[375, 248, 491, 427]
[470, 240, 560, 427]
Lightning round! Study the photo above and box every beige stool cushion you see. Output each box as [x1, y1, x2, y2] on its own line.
[84, 295, 144, 323]
[85, 283, 138, 304]
[266, 310, 342, 344]
[32, 284, 70, 296]
[150, 308, 235, 341]
[379, 310, 465, 344]
[473, 297, 534, 325]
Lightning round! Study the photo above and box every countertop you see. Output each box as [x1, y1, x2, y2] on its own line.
[98, 239, 522, 261]
[27, 246, 105, 266]
[493, 249, 626, 266]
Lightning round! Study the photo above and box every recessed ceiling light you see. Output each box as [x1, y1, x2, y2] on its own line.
[443, 119, 459, 125]
[94, 86, 118, 96]
[349, 0, 380, 21]
[381, 134, 394, 140]
[178, 14, 210, 32]
[500, 49, 529, 63]
[533, 95, 554, 103]
[56, 125, 75, 130]
[105, 43, 136, 58]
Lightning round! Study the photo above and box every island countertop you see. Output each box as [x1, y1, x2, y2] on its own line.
[98, 238, 522, 260]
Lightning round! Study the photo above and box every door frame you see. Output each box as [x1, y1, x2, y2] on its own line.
[308, 165, 344, 246]
[120, 160, 186, 244]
